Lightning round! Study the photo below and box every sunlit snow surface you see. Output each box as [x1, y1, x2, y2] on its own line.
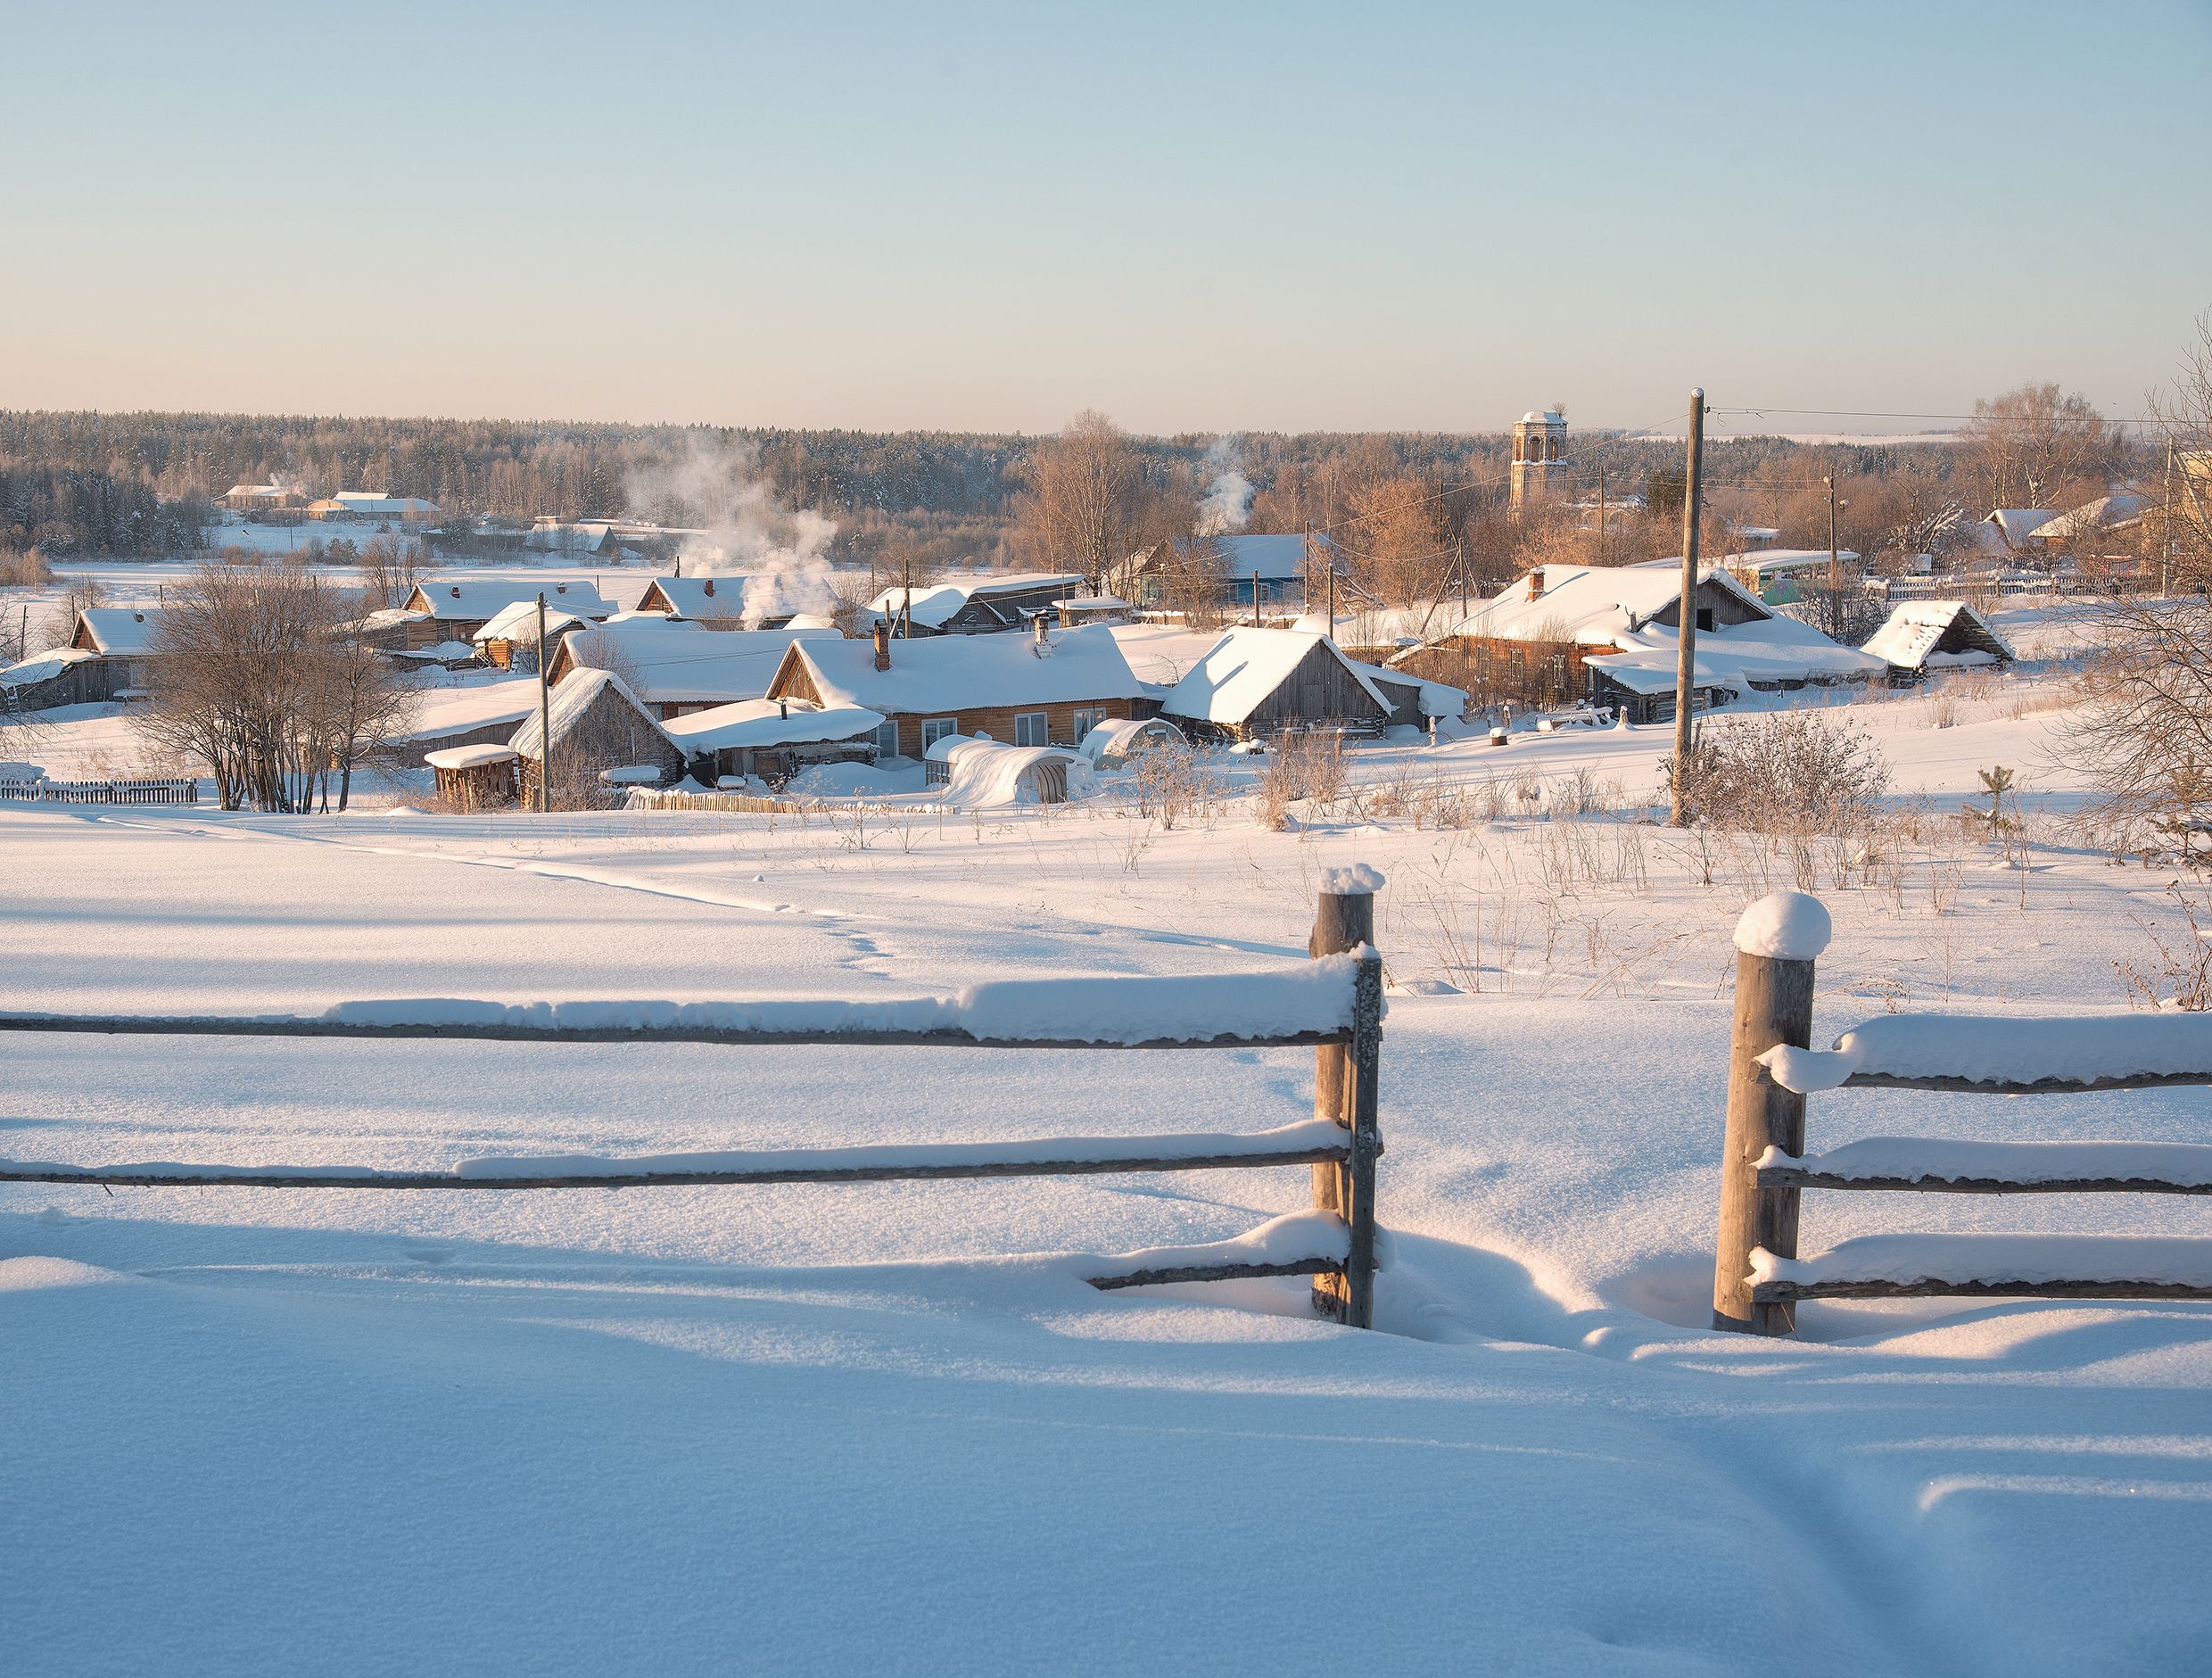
[4, 707, 2209, 1675]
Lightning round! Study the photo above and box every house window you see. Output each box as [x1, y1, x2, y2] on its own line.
[1069, 707, 1105, 740]
[872, 719, 901, 760]
[1548, 652, 1567, 695]
[920, 716, 958, 749]
[1013, 711, 1049, 748]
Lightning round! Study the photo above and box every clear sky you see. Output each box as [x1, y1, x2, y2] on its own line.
[4, 0, 2208, 434]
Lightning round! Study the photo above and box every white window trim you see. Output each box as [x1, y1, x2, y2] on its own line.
[1013, 710, 1049, 748]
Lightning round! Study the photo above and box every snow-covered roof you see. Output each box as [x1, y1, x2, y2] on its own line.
[864, 572, 1085, 630]
[1160, 628, 1389, 725]
[1442, 564, 1771, 648]
[473, 601, 589, 644]
[938, 740, 1095, 808]
[0, 647, 95, 689]
[396, 678, 541, 740]
[1077, 717, 1183, 765]
[2030, 493, 2148, 545]
[1861, 601, 2017, 670]
[783, 612, 838, 631]
[1584, 611, 1887, 694]
[662, 698, 885, 754]
[390, 641, 480, 664]
[1133, 533, 1326, 583]
[1347, 657, 1467, 719]
[1108, 623, 1233, 689]
[559, 620, 841, 706]
[1983, 508, 2061, 548]
[334, 492, 440, 515]
[424, 744, 518, 771]
[640, 574, 751, 618]
[782, 624, 1145, 714]
[509, 667, 670, 761]
[75, 608, 163, 656]
[404, 581, 614, 623]
[1520, 409, 1564, 426]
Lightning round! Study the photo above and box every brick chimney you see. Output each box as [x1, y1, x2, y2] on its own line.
[1526, 567, 1545, 601]
[702, 577, 714, 598]
[872, 619, 891, 672]
[1032, 611, 1051, 654]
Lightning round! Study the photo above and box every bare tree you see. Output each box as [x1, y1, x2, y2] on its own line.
[135, 562, 411, 812]
[1961, 383, 2120, 512]
[1011, 410, 1142, 591]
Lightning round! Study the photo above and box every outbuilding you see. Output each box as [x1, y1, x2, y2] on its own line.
[425, 744, 519, 809]
[508, 668, 683, 806]
[662, 698, 885, 786]
[1861, 600, 2017, 681]
[1159, 627, 1392, 741]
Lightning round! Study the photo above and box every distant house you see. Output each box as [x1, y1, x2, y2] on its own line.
[1978, 508, 2062, 554]
[1391, 563, 1884, 724]
[544, 619, 841, 719]
[221, 484, 306, 513]
[1124, 533, 1338, 612]
[399, 580, 614, 647]
[663, 698, 886, 786]
[766, 620, 1145, 759]
[310, 492, 441, 524]
[2029, 492, 2148, 550]
[1159, 627, 1396, 740]
[635, 574, 754, 627]
[1713, 548, 1862, 605]
[863, 573, 1086, 636]
[508, 668, 683, 806]
[525, 518, 623, 556]
[1861, 601, 2017, 680]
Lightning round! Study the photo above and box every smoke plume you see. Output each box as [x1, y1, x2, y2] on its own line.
[1194, 435, 1255, 537]
[625, 437, 843, 626]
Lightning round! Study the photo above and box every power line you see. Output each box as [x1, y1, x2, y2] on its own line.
[1709, 405, 2162, 427]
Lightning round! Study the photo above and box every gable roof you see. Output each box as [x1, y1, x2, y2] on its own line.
[74, 607, 164, 656]
[0, 646, 97, 690]
[1133, 533, 1335, 582]
[863, 572, 1086, 630]
[554, 620, 841, 706]
[403, 580, 615, 623]
[777, 623, 1144, 715]
[1861, 601, 2017, 670]
[637, 574, 752, 618]
[473, 600, 590, 645]
[1982, 508, 2061, 549]
[1444, 564, 1771, 647]
[508, 667, 671, 761]
[1160, 627, 1389, 724]
[2029, 492, 2149, 546]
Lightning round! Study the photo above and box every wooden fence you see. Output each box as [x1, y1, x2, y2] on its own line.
[1714, 891, 2212, 1335]
[0, 880, 1386, 1327]
[0, 777, 199, 806]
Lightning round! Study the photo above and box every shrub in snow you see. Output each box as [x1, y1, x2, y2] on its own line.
[1659, 712, 1890, 887]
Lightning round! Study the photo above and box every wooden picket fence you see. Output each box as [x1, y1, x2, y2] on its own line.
[0, 777, 199, 806]
[0, 882, 1386, 1327]
[1714, 892, 2212, 1335]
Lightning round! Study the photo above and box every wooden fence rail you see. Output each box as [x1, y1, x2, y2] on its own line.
[0, 777, 199, 806]
[0, 880, 1388, 1327]
[1713, 891, 2212, 1335]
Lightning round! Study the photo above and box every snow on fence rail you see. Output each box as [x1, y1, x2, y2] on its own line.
[1713, 891, 2212, 1335]
[0, 880, 1389, 1327]
[0, 776, 199, 806]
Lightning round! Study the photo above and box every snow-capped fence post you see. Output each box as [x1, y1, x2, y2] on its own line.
[1713, 891, 1829, 1335]
[1310, 865, 1384, 1327]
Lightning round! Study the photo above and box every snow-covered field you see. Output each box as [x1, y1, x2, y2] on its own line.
[4, 682, 2210, 1675]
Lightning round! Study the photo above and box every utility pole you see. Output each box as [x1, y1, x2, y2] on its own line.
[1457, 537, 1468, 622]
[1825, 474, 1840, 591]
[1596, 463, 1607, 566]
[1252, 570, 1261, 628]
[1325, 566, 1336, 641]
[2165, 441, 2176, 596]
[900, 552, 912, 639]
[1670, 389, 1705, 828]
[534, 591, 551, 814]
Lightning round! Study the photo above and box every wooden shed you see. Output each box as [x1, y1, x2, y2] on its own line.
[425, 744, 519, 810]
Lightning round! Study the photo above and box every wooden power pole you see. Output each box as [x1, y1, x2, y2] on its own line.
[534, 591, 551, 814]
[1670, 389, 1705, 827]
[1825, 474, 1839, 591]
[1596, 463, 1607, 566]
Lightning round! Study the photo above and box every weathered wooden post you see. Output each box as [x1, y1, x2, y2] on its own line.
[1713, 890, 1828, 1335]
[1311, 866, 1384, 1328]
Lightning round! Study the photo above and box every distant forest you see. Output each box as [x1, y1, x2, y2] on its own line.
[0, 408, 1976, 566]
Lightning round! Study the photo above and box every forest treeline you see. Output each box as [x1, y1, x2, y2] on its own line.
[0, 395, 2135, 574]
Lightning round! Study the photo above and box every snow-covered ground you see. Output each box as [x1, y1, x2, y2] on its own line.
[4, 677, 2210, 1674]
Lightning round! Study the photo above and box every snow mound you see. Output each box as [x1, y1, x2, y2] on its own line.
[1733, 891, 1830, 960]
[0, 1256, 130, 1293]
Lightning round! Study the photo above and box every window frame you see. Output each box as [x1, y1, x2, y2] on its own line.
[920, 716, 959, 749]
[1012, 710, 1050, 748]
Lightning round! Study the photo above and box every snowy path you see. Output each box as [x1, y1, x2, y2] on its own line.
[4, 806, 2210, 1675]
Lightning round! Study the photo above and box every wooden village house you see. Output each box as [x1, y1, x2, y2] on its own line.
[508, 668, 684, 806]
[544, 619, 842, 719]
[1158, 626, 1461, 741]
[862, 573, 1085, 637]
[767, 619, 1144, 759]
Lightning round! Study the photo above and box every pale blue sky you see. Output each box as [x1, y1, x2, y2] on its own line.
[4, 0, 2208, 433]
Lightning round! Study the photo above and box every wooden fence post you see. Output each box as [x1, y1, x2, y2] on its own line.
[1311, 868, 1383, 1327]
[1713, 891, 1828, 1335]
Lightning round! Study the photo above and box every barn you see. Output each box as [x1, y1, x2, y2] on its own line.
[1159, 627, 1395, 740]
[425, 745, 519, 810]
[508, 669, 684, 807]
[0, 648, 105, 712]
